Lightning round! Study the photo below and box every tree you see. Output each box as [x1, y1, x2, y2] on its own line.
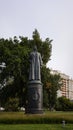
[46, 74, 62, 110]
[41, 66, 62, 109]
[0, 29, 52, 108]
[32, 29, 52, 64]
[41, 66, 50, 108]
[0, 37, 30, 107]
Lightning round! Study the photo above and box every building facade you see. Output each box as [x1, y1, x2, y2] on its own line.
[50, 69, 73, 100]
[69, 79, 73, 100]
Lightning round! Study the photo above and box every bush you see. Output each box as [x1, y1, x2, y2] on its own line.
[0, 111, 73, 124]
[5, 98, 19, 111]
[55, 97, 73, 111]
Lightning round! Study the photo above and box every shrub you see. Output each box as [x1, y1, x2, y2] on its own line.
[55, 97, 73, 111]
[0, 111, 73, 124]
[5, 97, 19, 111]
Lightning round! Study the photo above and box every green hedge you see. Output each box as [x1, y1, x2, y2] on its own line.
[0, 112, 73, 124]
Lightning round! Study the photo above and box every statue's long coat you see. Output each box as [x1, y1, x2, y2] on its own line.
[29, 51, 42, 81]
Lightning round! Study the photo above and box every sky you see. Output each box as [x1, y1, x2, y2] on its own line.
[0, 0, 73, 78]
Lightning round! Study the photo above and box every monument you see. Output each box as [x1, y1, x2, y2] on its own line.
[26, 45, 43, 114]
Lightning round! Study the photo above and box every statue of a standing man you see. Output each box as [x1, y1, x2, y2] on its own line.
[29, 45, 43, 81]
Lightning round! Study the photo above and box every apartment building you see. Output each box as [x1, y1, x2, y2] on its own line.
[50, 69, 73, 100]
[69, 79, 73, 100]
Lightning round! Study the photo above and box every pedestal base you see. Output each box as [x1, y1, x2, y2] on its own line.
[25, 80, 43, 114]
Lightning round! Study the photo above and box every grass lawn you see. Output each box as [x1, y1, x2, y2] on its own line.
[0, 124, 73, 130]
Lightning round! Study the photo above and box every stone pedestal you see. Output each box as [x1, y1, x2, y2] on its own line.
[26, 80, 43, 114]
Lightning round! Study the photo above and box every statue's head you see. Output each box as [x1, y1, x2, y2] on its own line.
[33, 45, 37, 51]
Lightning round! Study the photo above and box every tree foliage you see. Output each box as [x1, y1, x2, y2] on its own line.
[55, 96, 73, 111]
[5, 97, 19, 111]
[0, 29, 52, 108]
[41, 65, 62, 109]
[45, 74, 62, 110]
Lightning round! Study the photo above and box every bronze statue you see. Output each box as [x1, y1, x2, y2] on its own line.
[29, 45, 42, 81]
[26, 45, 43, 114]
